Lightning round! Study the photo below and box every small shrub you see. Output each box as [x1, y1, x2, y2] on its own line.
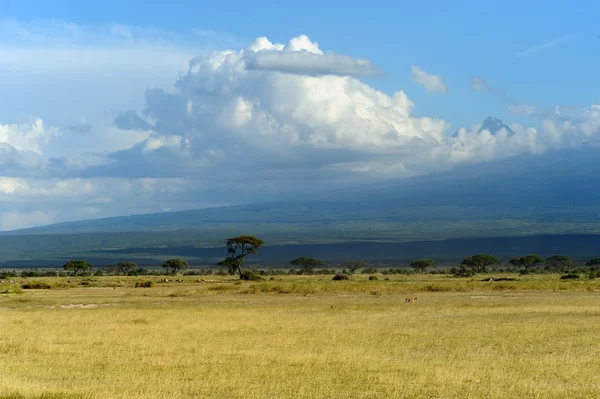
[135, 281, 154, 288]
[240, 271, 264, 281]
[560, 274, 580, 280]
[332, 274, 349, 281]
[368, 275, 378, 281]
[21, 282, 52, 289]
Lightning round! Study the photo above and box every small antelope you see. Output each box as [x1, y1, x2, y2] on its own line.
[405, 297, 417, 304]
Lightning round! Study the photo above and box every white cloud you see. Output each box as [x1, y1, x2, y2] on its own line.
[410, 65, 447, 94]
[0, 118, 60, 154]
[243, 35, 382, 77]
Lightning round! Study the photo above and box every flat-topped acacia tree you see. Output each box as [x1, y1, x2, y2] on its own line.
[218, 235, 264, 279]
[461, 254, 500, 274]
[509, 254, 544, 270]
[63, 260, 91, 276]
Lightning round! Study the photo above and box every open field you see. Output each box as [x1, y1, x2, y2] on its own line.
[2, 274, 600, 398]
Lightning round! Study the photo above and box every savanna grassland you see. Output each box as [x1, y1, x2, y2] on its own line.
[2, 274, 600, 398]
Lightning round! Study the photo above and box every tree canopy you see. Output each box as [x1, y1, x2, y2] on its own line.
[63, 260, 91, 276]
[218, 235, 264, 278]
[586, 258, 600, 268]
[410, 259, 435, 273]
[117, 261, 138, 276]
[509, 254, 544, 269]
[162, 258, 188, 275]
[290, 257, 324, 274]
[340, 260, 368, 274]
[461, 254, 500, 273]
[545, 255, 575, 273]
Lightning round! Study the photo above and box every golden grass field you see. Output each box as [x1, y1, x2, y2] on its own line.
[2, 274, 600, 398]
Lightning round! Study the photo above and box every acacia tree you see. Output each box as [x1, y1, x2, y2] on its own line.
[218, 235, 264, 279]
[509, 254, 544, 270]
[545, 255, 575, 273]
[340, 260, 368, 274]
[586, 258, 600, 268]
[291, 257, 324, 275]
[410, 259, 435, 274]
[461, 254, 500, 274]
[162, 258, 188, 275]
[117, 261, 138, 276]
[63, 260, 91, 276]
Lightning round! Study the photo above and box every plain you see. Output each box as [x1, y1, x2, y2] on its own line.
[1, 274, 600, 399]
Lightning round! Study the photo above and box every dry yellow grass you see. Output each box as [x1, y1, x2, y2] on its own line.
[1, 275, 600, 398]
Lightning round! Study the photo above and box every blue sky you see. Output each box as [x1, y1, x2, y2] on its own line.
[3, 0, 599, 127]
[0, 0, 598, 230]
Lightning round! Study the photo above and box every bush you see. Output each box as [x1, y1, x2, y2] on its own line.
[368, 275, 378, 281]
[332, 274, 349, 281]
[135, 281, 154, 288]
[560, 274, 580, 280]
[362, 268, 379, 274]
[22, 282, 52, 289]
[240, 271, 264, 281]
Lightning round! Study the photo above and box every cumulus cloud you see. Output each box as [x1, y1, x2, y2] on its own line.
[410, 66, 447, 94]
[85, 34, 599, 184]
[243, 35, 382, 77]
[0, 118, 60, 172]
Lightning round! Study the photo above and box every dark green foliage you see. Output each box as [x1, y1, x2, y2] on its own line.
[117, 261, 138, 276]
[216, 257, 238, 275]
[560, 273, 580, 280]
[510, 254, 544, 269]
[586, 258, 600, 268]
[22, 282, 52, 289]
[240, 270, 264, 281]
[461, 254, 500, 273]
[332, 274, 349, 281]
[340, 260, 369, 274]
[290, 257, 324, 275]
[450, 266, 474, 277]
[63, 260, 91, 276]
[410, 259, 435, 273]
[134, 280, 154, 288]
[162, 258, 188, 275]
[361, 267, 379, 274]
[545, 255, 575, 273]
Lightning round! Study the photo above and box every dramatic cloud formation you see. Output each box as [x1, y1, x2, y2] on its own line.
[410, 66, 447, 94]
[1, 24, 599, 230]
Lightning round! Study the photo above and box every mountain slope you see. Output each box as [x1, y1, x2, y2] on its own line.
[4, 143, 600, 237]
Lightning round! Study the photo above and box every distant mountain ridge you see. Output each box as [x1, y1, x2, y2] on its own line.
[3, 143, 600, 237]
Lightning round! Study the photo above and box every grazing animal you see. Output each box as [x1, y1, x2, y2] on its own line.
[405, 297, 417, 304]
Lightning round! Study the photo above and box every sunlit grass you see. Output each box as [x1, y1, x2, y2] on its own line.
[1, 274, 600, 398]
